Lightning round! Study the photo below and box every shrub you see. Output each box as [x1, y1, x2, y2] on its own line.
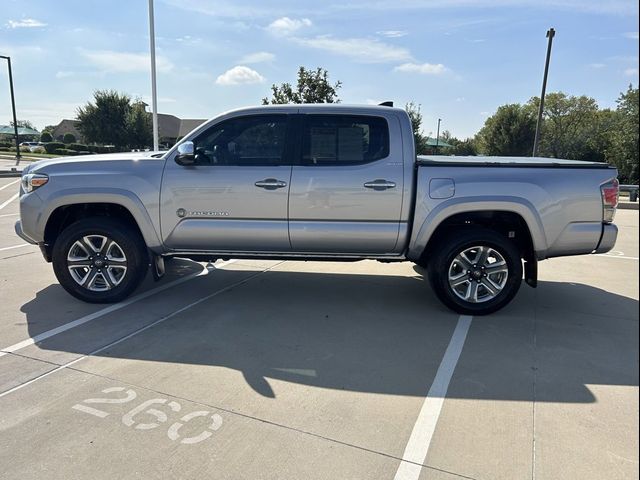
[0, 141, 12, 148]
[31, 146, 46, 154]
[44, 142, 65, 154]
[67, 143, 89, 151]
[86, 145, 99, 153]
[40, 132, 53, 143]
[63, 133, 77, 144]
[0, 147, 9, 152]
[20, 146, 32, 153]
[53, 148, 80, 156]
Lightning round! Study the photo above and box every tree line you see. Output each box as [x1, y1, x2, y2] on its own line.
[69, 67, 637, 183]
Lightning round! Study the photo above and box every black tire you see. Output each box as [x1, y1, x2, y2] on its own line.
[52, 218, 148, 303]
[426, 228, 523, 315]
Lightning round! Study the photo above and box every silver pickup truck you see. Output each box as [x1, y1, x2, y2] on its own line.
[15, 104, 619, 315]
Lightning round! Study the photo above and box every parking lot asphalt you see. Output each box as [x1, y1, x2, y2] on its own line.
[0, 176, 638, 480]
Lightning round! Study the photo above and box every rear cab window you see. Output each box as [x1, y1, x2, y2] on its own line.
[302, 115, 390, 165]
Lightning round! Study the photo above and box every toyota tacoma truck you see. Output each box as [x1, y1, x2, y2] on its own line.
[15, 104, 619, 315]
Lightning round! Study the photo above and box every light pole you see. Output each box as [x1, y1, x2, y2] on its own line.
[148, 0, 159, 151]
[0, 55, 21, 163]
[435, 118, 442, 154]
[533, 28, 555, 157]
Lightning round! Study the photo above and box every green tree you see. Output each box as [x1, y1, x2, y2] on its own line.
[527, 92, 604, 160]
[40, 131, 53, 143]
[76, 90, 133, 149]
[441, 136, 478, 156]
[405, 102, 429, 154]
[126, 101, 153, 149]
[262, 67, 341, 104]
[476, 104, 536, 156]
[606, 85, 639, 183]
[63, 133, 76, 144]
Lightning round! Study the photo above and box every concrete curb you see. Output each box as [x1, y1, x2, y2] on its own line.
[618, 201, 639, 210]
[0, 171, 22, 178]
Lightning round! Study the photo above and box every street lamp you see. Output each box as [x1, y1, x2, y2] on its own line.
[435, 118, 442, 154]
[0, 55, 21, 163]
[533, 28, 556, 157]
[148, 0, 159, 151]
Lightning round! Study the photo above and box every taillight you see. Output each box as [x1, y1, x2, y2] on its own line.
[600, 178, 619, 223]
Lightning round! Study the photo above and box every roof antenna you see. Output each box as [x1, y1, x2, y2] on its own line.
[378, 101, 394, 107]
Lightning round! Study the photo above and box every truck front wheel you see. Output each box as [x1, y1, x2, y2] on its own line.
[426, 228, 523, 315]
[52, 218, 148, 303]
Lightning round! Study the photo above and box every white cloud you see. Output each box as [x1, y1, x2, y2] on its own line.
[7, 18, 47, 28]
[624, 31, 639, 40]
[216, 65, 265, 85]
[624, 67, 639, 76]
[81, 49, 173, 73]
[394, 62, 448, 74]
[267, 17, 312, 36]
[238, 51, 275, 64]
[377, 30, 408, 38]
[296, 36, 412, 63]
[163, 0, 274, 18]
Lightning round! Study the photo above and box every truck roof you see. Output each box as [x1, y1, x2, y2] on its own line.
[222, 103, 407, 115]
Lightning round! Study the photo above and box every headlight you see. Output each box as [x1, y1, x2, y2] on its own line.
[21, 173, 49, 193]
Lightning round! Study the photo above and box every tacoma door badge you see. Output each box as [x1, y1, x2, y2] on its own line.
[177, 208, 229, 218]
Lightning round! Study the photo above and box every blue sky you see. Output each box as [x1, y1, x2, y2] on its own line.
[1, 0, 638, 138]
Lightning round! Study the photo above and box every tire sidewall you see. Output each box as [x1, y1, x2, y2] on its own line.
[429, 229, 523, 315]
[52, 218, 147, 303]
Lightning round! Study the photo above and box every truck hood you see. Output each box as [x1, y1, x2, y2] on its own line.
[26, 151, 166, 174]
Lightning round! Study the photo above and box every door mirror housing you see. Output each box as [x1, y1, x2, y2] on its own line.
[175, 141, 196, 166]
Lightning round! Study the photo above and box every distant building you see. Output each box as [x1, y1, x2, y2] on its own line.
[156, 114, 206, 146]
[51, 112, 206, 147]
[51, 119, 84, 143]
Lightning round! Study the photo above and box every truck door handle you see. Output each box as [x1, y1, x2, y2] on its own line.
[255, 178, 288, 190]
[364, 179, 396, 190]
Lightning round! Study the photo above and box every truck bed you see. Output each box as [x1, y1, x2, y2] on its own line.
[417, 155, 615, 169]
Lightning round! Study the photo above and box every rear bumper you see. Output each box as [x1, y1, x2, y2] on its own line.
[594, 223, 618, 254]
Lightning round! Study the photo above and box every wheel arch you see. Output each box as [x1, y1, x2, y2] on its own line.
[411, 201, 543, 264]
[42, 194, 159, 261]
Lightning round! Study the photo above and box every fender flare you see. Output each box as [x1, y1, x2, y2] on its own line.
[408, 196, 548, 260]
[40, 188, 162, 250]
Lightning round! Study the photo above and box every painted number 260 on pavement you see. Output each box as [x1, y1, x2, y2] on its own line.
[72, 387, 223, 445]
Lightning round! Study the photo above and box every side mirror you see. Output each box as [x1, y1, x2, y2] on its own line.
[175, 141, 195, 166]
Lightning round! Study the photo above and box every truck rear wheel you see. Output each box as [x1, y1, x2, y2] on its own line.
[426, 228, 523, 315]
[52, 218, 148, 303]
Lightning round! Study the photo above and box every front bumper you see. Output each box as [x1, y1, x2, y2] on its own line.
[15, 220, 50, 261]
[14, 220, 37, 245]
[594, 223, 618, 254]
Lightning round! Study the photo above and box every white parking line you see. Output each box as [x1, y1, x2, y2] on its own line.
[0, 179, 20, 191]
[0, 259, 236, 358]
[393, 315, 473, 480]
[0, 243, 32, 252]
[595, 254, 639, 261]
[0, 212, 20, 218]
[0, 193, 18, 211]
[0, 261, 279, 398]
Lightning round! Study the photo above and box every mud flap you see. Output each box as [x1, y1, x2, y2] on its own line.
[152, 255, 165, 281]
[524, 259, 537, 288]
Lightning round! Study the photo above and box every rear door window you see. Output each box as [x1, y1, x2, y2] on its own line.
[302, 115, 389, 165]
